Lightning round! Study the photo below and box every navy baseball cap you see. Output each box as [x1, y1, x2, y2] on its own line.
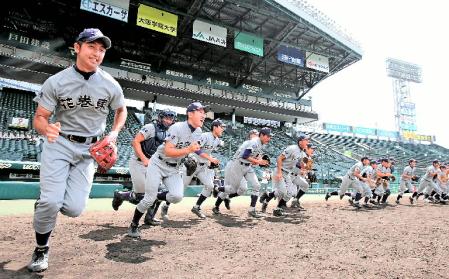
[297, 133, 309, 142]
[211, 118, 226, 128]
[259, 127, 272, 137]
[370, 160, 378, 165]
[76, 28, 111, 49]
[186, 102, 209, 113]
[361, 156, 370, 162]
[433, 160, 440, 164]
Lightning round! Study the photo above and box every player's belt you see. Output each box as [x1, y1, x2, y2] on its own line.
[60, 133, 98, 144]
[239, 161, 250, 166]
[198, 162, 207, 166]
[158, 156, 178, 167]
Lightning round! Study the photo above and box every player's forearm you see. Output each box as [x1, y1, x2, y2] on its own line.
[132, 141, 147, 161]
[111, 106, 127, 132]
[165, 146, 191, 158]
[33, 115, 50, 136]
[200, 153, 213, 161]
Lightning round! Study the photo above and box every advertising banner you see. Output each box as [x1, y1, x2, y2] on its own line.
[306, 52, 329, 73]
[80, 0, 129, 22]
[323, 123, 351, 133]
[192, 20, 227, 47]
[137, 4, 178, 36]
[234, 32, 263, 56]
[377, 129, 399, 139]
[353, 126, 376, 136]
[277, 45, 305, 67]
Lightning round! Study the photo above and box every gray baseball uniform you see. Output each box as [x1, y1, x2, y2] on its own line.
[374, 165, 391, 196]
[338, 162, 365, 196]
[219, 137, 266, 197]
[399, 165, 415, 196]
[359, 166, 374, 198]
[273, 145, 306, 201]
[183, 131, 221, 197]
[34, 66, 124, 234]
[417, 165, 442, 195]
[136, 121, 202, 213]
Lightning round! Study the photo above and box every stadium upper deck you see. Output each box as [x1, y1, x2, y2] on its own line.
[0, 0, 361, 123]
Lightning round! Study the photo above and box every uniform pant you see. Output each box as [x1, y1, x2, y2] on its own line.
[34, 137, 95, 234]
[417, 179, 442, 195]
[338, 175, 363, 196]
[137, 158, 182, 213]
[398, 180, 414, 196]
[129, 158, 147, 194]
[272, 169, 297, 201]
[222, 160, 260, 196]
[292, 174, 310, 193]
[183, 165, 215, 197]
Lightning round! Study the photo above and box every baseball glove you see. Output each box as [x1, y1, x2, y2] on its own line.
[260, 154, 270, 167]
[184, 157, 197, 176]
[411, 175, 420, 182]
[209, 161, 220, 169]
[390, 175, 396, 182]
[89, 136, 118, 174]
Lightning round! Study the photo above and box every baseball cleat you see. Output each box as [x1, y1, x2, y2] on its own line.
[27, 246, 49, 273]
[161, 204, 169, 221]
[127, 222, 140, 238]
[348, 199, 354, 206]
[395, 200, 400, 205]
[212, 207, 221, 215]
[144, 217, 162, 226]
[409, 197, 414, 204]
[290, 199, 299, 208]
[248, 209, 262, 218]
[224, 198, 231, 210]
[191, 206, 206, 219]
[273, 208, 284, 217]
[325, 192, 331, 201]
[112, 190, 123, 211]
[353, 202, 362, 209]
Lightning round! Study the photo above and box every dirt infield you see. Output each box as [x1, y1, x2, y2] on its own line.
[1, 196, 449, 279]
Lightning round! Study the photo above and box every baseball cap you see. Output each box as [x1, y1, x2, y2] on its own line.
[297, 133, 310, 142]
[249, 129, 259, 135]
[259, 127, 272, 137]
[409, 159, 417, 163]
[211, 118, 226, 128]
[186, 102, 209, 113]
[361, 156, 370, 162]
[76, 28, 111, 49]
[370, 160, 378, 165]
[307, 143, 316, 149]
[433, 159, 440, 164]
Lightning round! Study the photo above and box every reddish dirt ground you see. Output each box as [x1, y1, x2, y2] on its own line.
[1, 197, 449, 279]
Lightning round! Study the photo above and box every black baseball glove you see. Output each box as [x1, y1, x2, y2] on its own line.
[209, 162, 220, 169]
[411, 175, 420, 182]
[184, 157, 197, 176]
[260, 154, 270, 167]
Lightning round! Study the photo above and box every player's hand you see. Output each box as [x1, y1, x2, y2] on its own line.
[188, 142, 201, 153]
[259, 159, 269, 166]
[46, 122, 61, 143]
[210, 157, 219, 165]
[142, 157, 150, 167]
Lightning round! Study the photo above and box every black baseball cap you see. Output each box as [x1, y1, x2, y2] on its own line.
[186, 102, 209, 113]
[76, 28, 111, 49]
[370, 160, 378, 165]
[211, 118, 226, 129]
[361, 156, 370, 162]
[409, 159, 417, 164]
[259, 127, 272, 137]
[297, 133, 309, 142]
[433, 160, 440, 164]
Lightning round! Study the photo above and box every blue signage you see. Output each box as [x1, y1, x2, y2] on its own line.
[377, 129, 399, 139]
[323, 123, 352, 133]
[353, 127, 376, 136]
[277, 45, 305, 67]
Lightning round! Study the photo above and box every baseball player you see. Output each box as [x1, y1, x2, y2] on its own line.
[411, 160, 448, 203]
[357, 160, 377, 206]
[187, 119, 226, 218]
[291, 141, 315, 210]
[28, 28, 126, 272]
[259, 134, 309, 216]
[395, 159, 417, 204]
[127, 102, 206, 238]
[111, 109, 176, 225]
[325, 157, 370, 208]
[213, 127, 271, 217]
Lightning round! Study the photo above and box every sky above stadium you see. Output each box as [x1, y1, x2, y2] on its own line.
[308, 0, 449, 148]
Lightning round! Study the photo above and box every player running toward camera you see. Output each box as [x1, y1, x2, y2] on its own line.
[371, 158, 394, 205]
[259, 134, 309, 216]
[358, 160, 377, 206]
[28, 28, 127, 272]
[411, 160, 448, 203]
[291, 141, 316, 210]
[213, 127, 271, 218]
[111, 109, 176, 225]
[325, 157, 370, 208]
[396, 159, 417, 204]
[127, 102, 206, 238]
[160, 119, 226, 219]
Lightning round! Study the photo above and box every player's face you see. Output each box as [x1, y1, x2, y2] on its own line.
[161, 116, 174, 127]
[299, 139, 308, 149]
[410, 161, 416, 167]
[260, 134, 271, 144]
[188, 109, 205, 128]
[75, 41, 106, 72]
[213, 125, 225, 137]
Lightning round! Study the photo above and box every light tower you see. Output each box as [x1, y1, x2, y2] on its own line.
[386, 58, 422, 139]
